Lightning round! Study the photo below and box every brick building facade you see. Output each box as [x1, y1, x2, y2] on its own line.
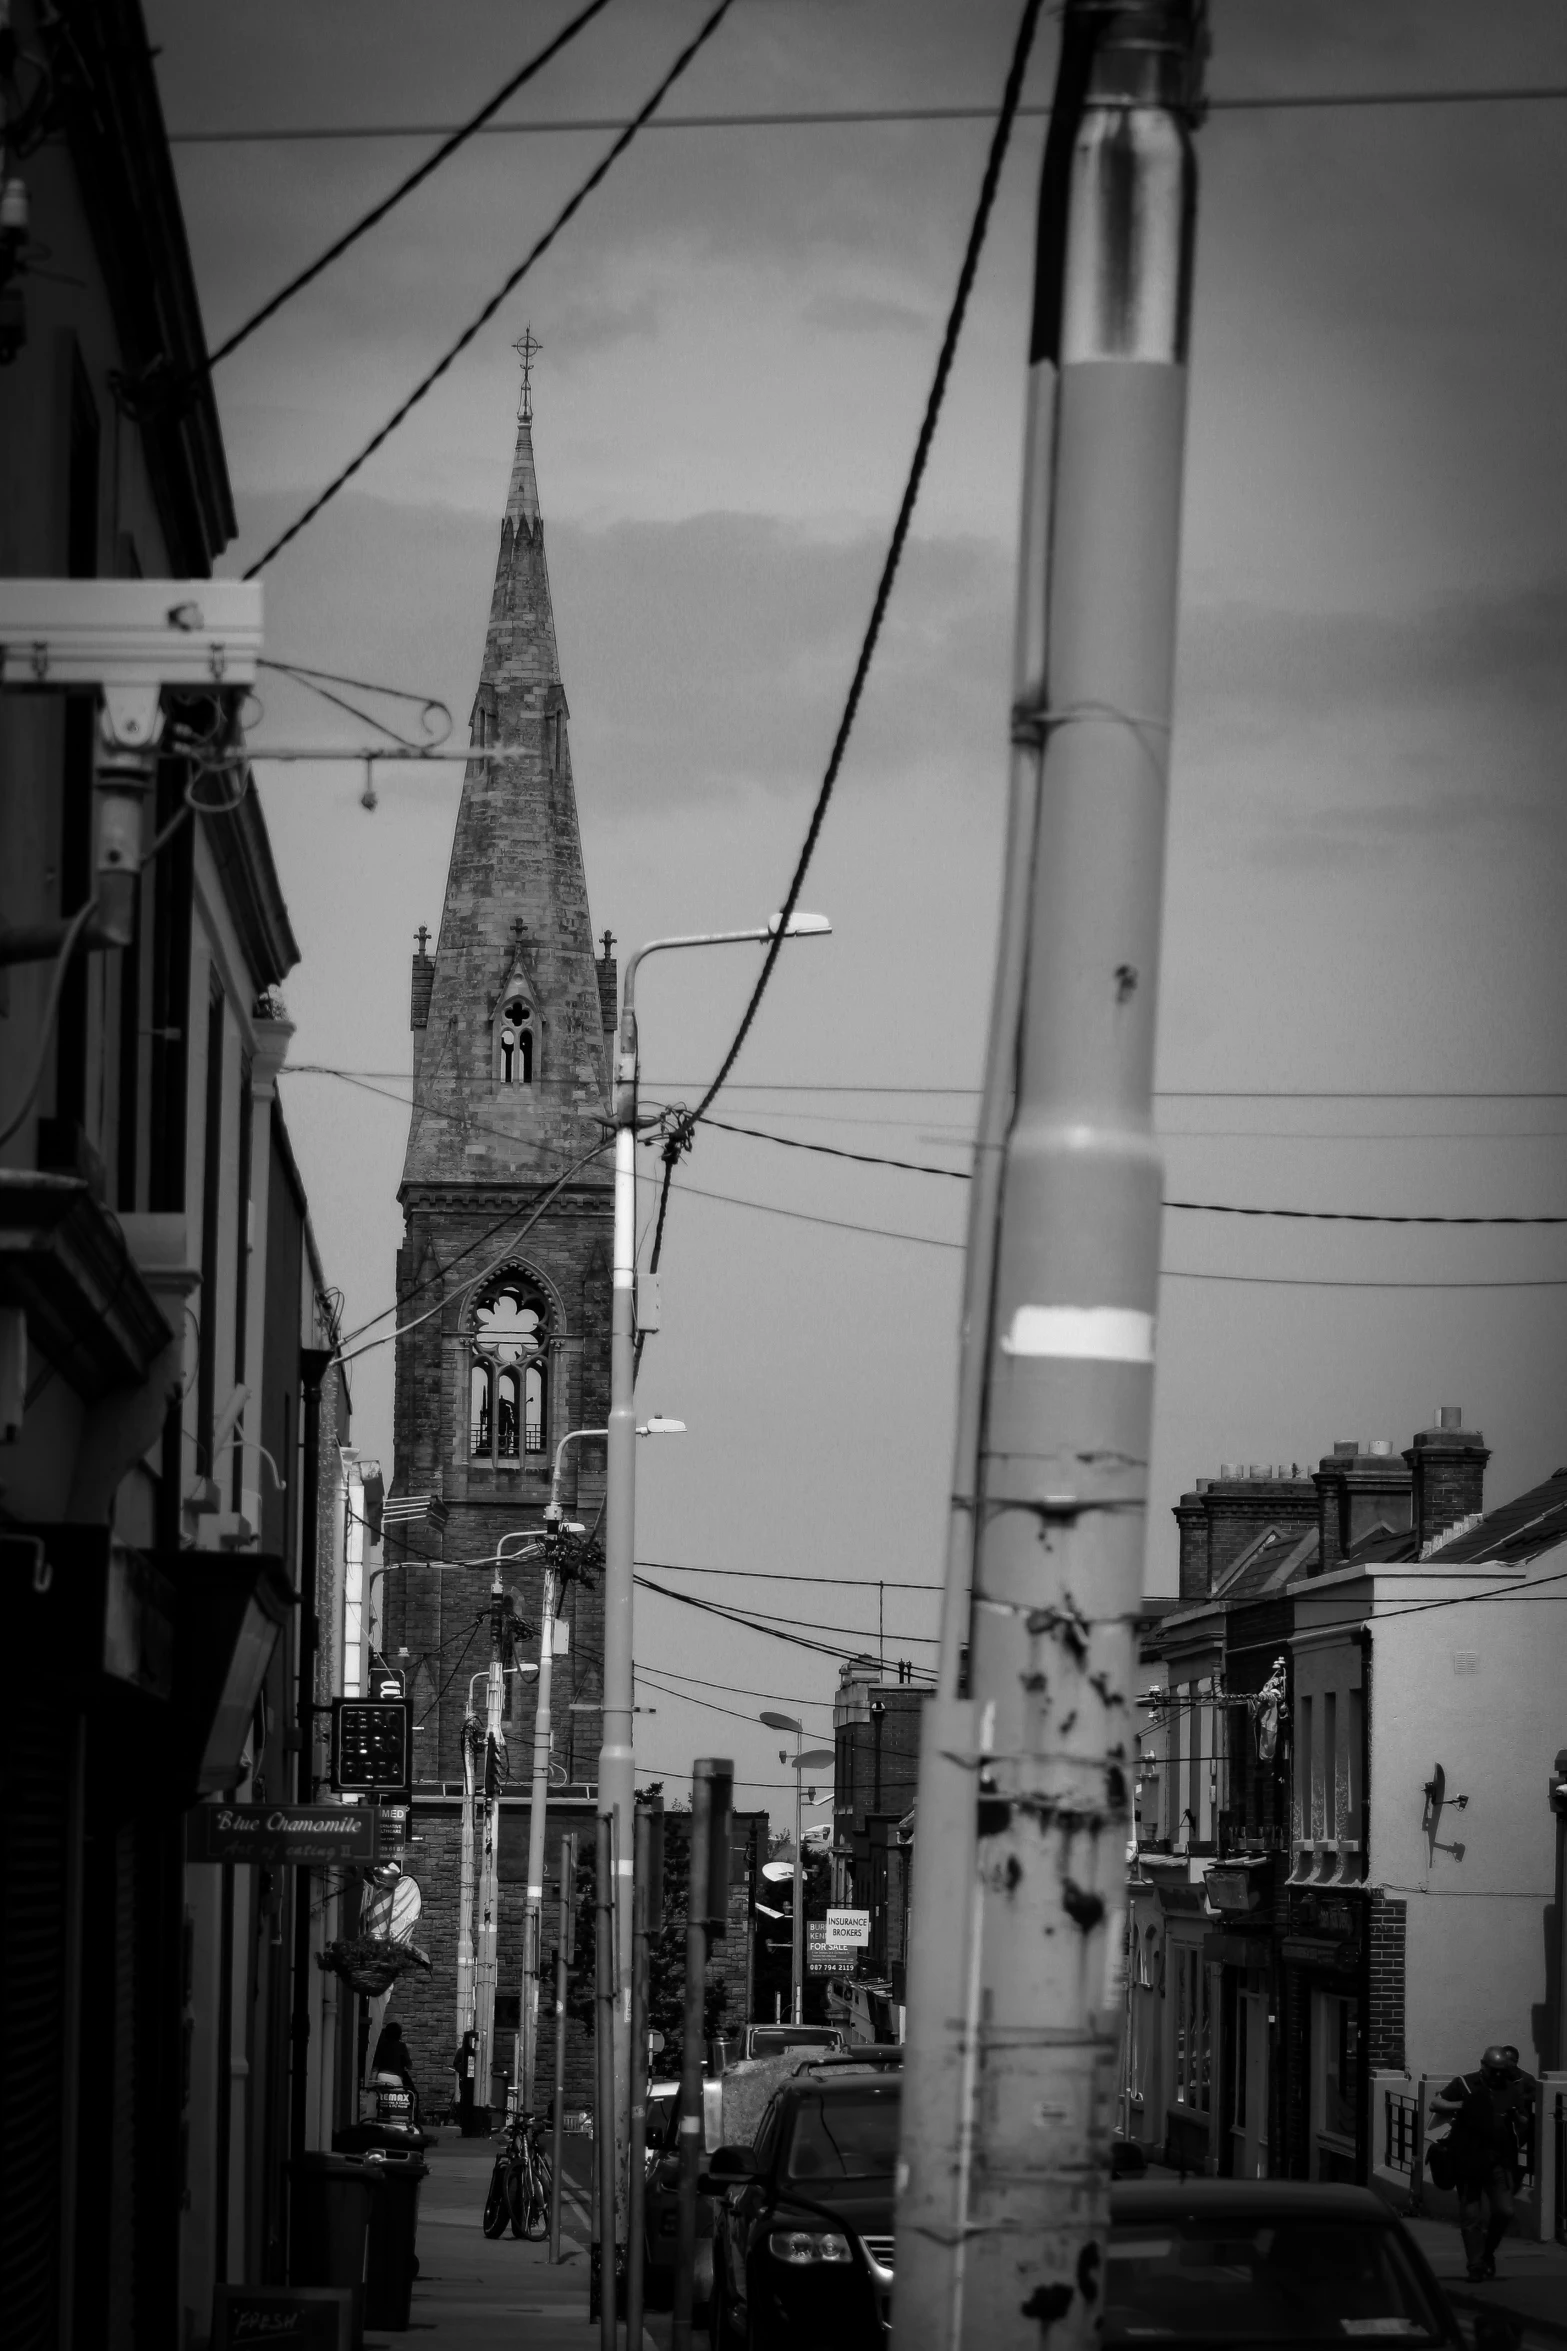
[379, 370, 622, 2097]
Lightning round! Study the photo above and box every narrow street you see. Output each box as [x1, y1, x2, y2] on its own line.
[387, 2130, 595, 2351]
[394, 2132, 1567, 2351]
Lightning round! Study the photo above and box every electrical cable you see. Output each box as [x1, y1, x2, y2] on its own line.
[659, 1170, 1567, 1284]
[687, 0, 1046, 1129]
[243, 0, 738, 579]
[418, 1618, 486, 1725]
[684, 1112, 1567, 1223]
[0, 897, 99, 1148]
[637, 1558, 941, 1593]
[635, 1569, 938, 1660]
[334, 1135, 610, 1351]
[167, 86, 1567, 144]
[201, 0, 616, 375]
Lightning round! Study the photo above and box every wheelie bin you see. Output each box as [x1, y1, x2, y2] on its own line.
[365, 2147, 427, 2330]
[289, 2151, 380, 2348]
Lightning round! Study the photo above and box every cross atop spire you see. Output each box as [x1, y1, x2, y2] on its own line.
[512, 323, 542, 421]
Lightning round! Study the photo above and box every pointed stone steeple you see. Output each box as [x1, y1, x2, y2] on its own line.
[388, 352, 614, 1820]
[404, 376, 612, 1187]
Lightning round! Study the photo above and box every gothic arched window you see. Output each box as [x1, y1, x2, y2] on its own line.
[469, 1276, 548, 1466]
[497, 992, 535, 1087]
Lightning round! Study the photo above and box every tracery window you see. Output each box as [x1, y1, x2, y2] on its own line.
[469, 1276, 548, 1465]
[497, 992, 534, 1086]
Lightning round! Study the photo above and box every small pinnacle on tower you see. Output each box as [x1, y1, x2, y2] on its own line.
[513, 323, 542, 422]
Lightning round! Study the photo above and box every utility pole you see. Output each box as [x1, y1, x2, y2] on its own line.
[519, 1540, 559, 2114]
[457, 1700, 479, 2052]
[673, 1759, 731, 2351]
[625, 1795, 664, 2349]
[548, 1830, 577, 2264]
[473, 1568, 509, 2105]
[894, 7, 1206, 2349]
[594, 1810, 619, 2349]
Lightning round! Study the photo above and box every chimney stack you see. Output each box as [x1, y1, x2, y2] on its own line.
[1313, 1439, 1412, 1573]
[1404, 1406, 1489, 1553]
[1174, 1485, 1209, 1600]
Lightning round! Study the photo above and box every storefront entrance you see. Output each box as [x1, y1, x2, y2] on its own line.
[1229, 1988, 1270, 2178]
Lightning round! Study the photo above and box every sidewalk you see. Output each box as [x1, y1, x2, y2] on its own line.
[1403, 2212, 1567, 2344]
[373, 2126, 609, 2351]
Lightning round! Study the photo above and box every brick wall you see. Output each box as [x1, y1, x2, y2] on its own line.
[1367, 1894, 1407, 2071]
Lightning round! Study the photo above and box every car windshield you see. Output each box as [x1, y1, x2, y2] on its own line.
[750, 2029, 840, 2057]
[784, 2090, 900, 2183]
[1104, 2218, 1448, 2343]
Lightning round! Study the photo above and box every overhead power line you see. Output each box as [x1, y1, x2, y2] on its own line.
[242, 0, 737, 578]
[687, 1, 1045, 1130]
[638, 1557, 941, 1593]
[684, 1112, 1567, 1223]
[203, 0, 615, 373]
[168, 86, 1567, 144]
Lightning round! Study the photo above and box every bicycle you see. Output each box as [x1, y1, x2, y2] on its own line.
[483, 2110, 551, 2240]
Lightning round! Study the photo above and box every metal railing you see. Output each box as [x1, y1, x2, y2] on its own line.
[1384, 2090, 1418, 2177]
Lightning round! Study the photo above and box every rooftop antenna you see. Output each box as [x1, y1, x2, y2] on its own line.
[513, 323, 542, 422]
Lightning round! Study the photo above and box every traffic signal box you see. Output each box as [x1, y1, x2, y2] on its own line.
[330, 1696, 413, 1794]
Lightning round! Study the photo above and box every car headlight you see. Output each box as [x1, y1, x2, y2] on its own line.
[768, 2230, 854, 2266]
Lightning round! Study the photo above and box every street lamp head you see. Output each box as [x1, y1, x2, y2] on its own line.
[795, 1748, 836, 1773]
[637, 1416, 686, 1436]
[767, 909, 831, 937]
[760, 1710, 802, 1735]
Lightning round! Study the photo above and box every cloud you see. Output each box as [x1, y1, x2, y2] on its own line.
[237, 485, 1015, 808]
[800, 288, 933, 338]
[1173, 583, 1567, 868]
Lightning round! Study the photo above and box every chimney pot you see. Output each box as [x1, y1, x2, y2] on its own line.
[1334, 1440, 1359, 1458]
[1437, 1404, 1463, 1431]
[1369, 1439, 1391, 1458]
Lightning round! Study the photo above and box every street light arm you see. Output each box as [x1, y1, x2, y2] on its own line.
[549, 1425, 609, 1514]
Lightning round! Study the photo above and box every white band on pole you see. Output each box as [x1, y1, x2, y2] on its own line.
[999, 1305, 1155, 1363]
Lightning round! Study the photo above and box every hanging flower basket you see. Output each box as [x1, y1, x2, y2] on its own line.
[320, 1935, 434, 1997]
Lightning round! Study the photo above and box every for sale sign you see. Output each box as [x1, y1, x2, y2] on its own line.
[824, 1907, 871, 1949]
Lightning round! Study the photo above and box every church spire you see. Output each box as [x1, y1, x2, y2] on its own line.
[403, 341, 613, 1188]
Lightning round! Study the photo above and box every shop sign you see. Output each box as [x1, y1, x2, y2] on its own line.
[824, 1907, 871, 1949]
[212, 2284, 352, 2347]
[187, 1803, 379, 1867]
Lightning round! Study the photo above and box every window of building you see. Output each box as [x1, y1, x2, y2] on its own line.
[469, 1276, 548, 1466]
[497, 994, 534, 1086]
[1171, 1944, 1211, 2113]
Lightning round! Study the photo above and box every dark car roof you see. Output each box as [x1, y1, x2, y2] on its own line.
[775, 2069, 901, 2101]
[1110, 2182, 1394, 2223]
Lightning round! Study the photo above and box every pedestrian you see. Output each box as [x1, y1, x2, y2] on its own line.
[1431, 2044, 1535, 2280]
[371, 2018, 421, 2123]
[453, 2026, 480, 2135]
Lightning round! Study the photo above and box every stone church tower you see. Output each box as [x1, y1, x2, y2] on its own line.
[385, 350, 617, 2055]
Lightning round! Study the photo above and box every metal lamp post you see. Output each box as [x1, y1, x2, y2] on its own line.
[761, 1711, 834, 2024]
[599, 912, 830, 2229]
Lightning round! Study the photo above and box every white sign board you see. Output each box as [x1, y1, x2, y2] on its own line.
[824, 1907, 871, 1949]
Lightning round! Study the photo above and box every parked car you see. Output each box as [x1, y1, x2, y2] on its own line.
[706, 2078, 1468, 2351]
[1103, 2182, 1464, 2345]
[642, 2079, 715, 2313]
[704, 2062, 899, 2350]
[735, 2023, 846, 2062]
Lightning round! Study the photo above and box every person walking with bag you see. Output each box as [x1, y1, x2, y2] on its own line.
[1431, 2044, 1535, 2280]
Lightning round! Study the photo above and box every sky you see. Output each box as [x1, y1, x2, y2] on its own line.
[150, 0, 1567, 1811]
